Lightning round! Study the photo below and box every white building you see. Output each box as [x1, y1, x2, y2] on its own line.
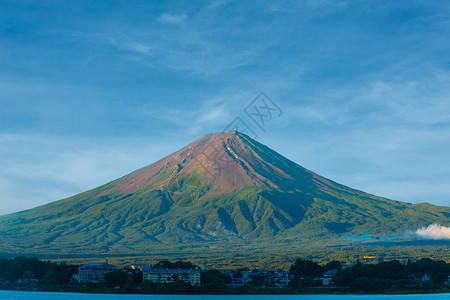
[321, 269, 338, 286]
[273, 271, 292, 288]
[142, 265, 201, 286]
[227, 270, 252, 288]
[77, 263, 117, 284]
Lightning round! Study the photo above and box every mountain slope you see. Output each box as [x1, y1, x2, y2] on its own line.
[0, 131, 449, 255]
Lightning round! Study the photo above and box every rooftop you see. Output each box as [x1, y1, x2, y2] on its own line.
[79, 263, 116, 270]
[142, 265, 200, 274]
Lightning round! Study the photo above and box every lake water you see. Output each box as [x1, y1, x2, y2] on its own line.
[0, 291, 449, 300]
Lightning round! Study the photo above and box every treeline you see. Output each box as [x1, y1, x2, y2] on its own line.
[0, 257, 77, 286]
[334, 258, 450, 293]
[151, 260, 197, 269]
[1, 256, 450, 294]
[289, 257, 450, 293]
[289, 258, 342, 277]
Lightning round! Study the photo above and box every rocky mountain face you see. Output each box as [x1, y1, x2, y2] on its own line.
[0, 131, 449, 255]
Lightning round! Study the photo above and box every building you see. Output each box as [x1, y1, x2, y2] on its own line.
[77, 263, 117, 284]
[226, 270, 252, 288]
[221, 270, 292, 288]
[228, 274, 251, 288]
[422, 272, 431, 282]
[321, 269, 338, 286]
[273, 271, 292, 288]
[142, 265, 201, 286]
[408, 271, 431, 283]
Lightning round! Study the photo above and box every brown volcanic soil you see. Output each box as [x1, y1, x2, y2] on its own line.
[97, 131, 340, 201]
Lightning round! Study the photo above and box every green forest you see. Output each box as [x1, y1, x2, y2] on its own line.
[1, 256, 450, 294]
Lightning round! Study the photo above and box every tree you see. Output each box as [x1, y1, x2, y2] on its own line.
[324, 260, 342, 271]
[203, 270, 230, 291]
[376, 260, 405, 280]
[22, 271, 35, 281]
[123, 267, 142, 285]
[0, 257, 77, 285]
[104, 270, 129, 288]
[42, 269, 64, 285]
[181, 273, 190, 284]
[349, 277, 391, 293]
[152, 260, 197, 270]
[289, 258, 324, 278]
[171, 274, 179, 283]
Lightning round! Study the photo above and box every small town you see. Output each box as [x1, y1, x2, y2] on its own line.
[1, 256, 450, 295]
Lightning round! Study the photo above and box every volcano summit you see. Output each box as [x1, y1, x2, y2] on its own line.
[0, 131, 449, 257]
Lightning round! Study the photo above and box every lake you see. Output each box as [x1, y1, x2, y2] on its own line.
[0, 291, 449, 300]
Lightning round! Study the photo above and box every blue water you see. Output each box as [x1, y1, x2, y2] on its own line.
[0, 291, 449, 300]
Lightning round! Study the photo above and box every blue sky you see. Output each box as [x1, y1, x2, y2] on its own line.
[1, 0, 450, 215]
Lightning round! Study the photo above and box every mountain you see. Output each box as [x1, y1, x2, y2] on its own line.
[0, 131, 449, 257]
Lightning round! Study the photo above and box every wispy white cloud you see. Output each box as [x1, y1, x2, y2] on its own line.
[147, 98, 235, 135]
[264, 66, 450, 205]
[197, 103, 228, 123]
[416, 224, 450, 240]
[282, 66, 450, 129]
[207, 0, 233, 9]
[122, 42, 152, 55]
[67, 31, 152, 56]
[305, 0, 348, 8]
[268, 0, 348, 12]
[0, 134, 181, 215]
[158, 13, 187, 25]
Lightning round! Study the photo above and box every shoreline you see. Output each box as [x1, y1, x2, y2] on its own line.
[1, 286, 449, 296]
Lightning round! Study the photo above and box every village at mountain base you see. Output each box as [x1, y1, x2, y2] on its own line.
[2, 256, 450, 294]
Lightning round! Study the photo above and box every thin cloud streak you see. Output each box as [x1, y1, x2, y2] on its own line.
[0, 134, 184, 215]
[158, 13, 188, 24]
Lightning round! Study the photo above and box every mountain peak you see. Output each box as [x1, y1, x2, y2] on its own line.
[97, 130, 275, 198]
[193, 130, 247, 150]
[95, 130, 340, 204]
[0, 131, 449, 257]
